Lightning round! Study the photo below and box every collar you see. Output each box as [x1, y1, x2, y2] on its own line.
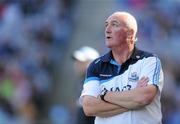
[101, 46, 142, 62]
[101, 50, 113, 62]
[130, 47, 142, 60]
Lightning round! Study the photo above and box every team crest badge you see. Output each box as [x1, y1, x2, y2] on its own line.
[128, 72, 139, 82]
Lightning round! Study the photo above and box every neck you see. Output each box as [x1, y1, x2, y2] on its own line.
[112, 46, 134, 64]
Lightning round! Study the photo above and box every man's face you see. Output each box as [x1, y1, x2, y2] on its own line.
[105, 14, 129, 48]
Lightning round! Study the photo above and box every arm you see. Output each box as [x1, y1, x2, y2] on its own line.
[104, 84, 157, 109]
[96, 107, 128, 118]
[103, 56, 163, 109]
[82, 77, 153, 116]
[81, 61, 128, 117]
[82, 95, 128, 117]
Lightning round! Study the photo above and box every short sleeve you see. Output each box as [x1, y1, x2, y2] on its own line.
[140, 56, 164, 92]
[80, 60, 101, 100]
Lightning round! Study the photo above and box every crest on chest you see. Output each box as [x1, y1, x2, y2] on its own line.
[128, 72, 139, 82]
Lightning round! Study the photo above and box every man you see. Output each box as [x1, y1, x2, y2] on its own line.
[72, 46, 99, 124]
[80, 11, 164, 124]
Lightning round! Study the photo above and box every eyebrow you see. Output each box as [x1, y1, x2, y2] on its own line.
[105, 20, 120, 25]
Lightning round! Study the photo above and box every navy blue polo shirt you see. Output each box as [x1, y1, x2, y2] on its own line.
[81, 47, 163, 97]
[80, 47, 164, 124]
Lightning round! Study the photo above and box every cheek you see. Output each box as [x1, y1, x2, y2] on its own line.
[115, 30, 128, 42]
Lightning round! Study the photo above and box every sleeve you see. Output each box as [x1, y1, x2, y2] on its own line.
[140, 56, 164, 92]
[80, 60, 101, 99]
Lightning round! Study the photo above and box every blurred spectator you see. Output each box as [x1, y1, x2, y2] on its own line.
[72, 46, 100, 124]
[0, 0, 74, 123]
[49, 105, 70, 124]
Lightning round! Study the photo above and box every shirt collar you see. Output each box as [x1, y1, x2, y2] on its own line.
[101, 46, 141, 62]
[130, 47, 141, 60]
[101, 50, 113, 62]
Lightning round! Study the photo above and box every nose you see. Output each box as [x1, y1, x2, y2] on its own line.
[105, 24, 111, 34]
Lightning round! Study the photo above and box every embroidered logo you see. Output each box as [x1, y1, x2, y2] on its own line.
[128, 72, 139, 82]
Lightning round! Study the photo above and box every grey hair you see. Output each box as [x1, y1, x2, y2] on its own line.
[113, 11, 138, 42]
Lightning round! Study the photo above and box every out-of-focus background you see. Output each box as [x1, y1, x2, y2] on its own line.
[0, 0, 180, 124]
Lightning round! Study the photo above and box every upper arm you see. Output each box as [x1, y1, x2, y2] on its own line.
[79, 60, 100, 104]
[82, 95, 107, 114]
[140, 56, 164, 93]
[142, 84, 158, 104]
[82, 95, 99, 116]
[139, 56, 163, 104]
[81, 60, 128, 116]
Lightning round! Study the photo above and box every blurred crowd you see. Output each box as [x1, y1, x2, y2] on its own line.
[0, 0, 74, 124]
[0, 0, 180, 124]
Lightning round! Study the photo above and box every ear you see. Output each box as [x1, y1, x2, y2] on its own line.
[127, 29, 134, 37]
[127, 29, 134, 44]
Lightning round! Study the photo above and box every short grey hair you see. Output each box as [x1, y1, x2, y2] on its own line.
[113, 11, 138, 42]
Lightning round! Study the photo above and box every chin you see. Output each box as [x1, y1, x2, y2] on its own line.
[105, 41, 112, 48]
[106, 42, 115, 48]
[105, 43, 110, 48]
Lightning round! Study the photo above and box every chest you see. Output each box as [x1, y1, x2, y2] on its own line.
[99, 61, 144, 91]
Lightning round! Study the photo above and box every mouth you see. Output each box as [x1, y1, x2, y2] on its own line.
[106, 36, 112, 39]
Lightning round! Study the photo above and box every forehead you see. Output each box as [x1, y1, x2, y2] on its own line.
[106, 14, 118, 22]
[105, 13, 126, 24]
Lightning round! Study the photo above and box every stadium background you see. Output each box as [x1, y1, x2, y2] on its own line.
[0, 0, 180, 124]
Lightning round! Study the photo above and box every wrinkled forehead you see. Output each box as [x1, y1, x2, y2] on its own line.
[105, 13, 126, 25]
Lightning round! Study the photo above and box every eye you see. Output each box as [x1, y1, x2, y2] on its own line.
[105, 23, 108, 27]
[112, 22, 119, 27]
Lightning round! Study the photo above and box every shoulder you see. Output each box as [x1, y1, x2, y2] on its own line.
[137, 49, 155, 58]
[87, 51, 111, 73]
[88, 51, 111, 67]
[136, 49, 161, 61]
[137, 49, 162, 66]
[88, 57, 103, 70]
